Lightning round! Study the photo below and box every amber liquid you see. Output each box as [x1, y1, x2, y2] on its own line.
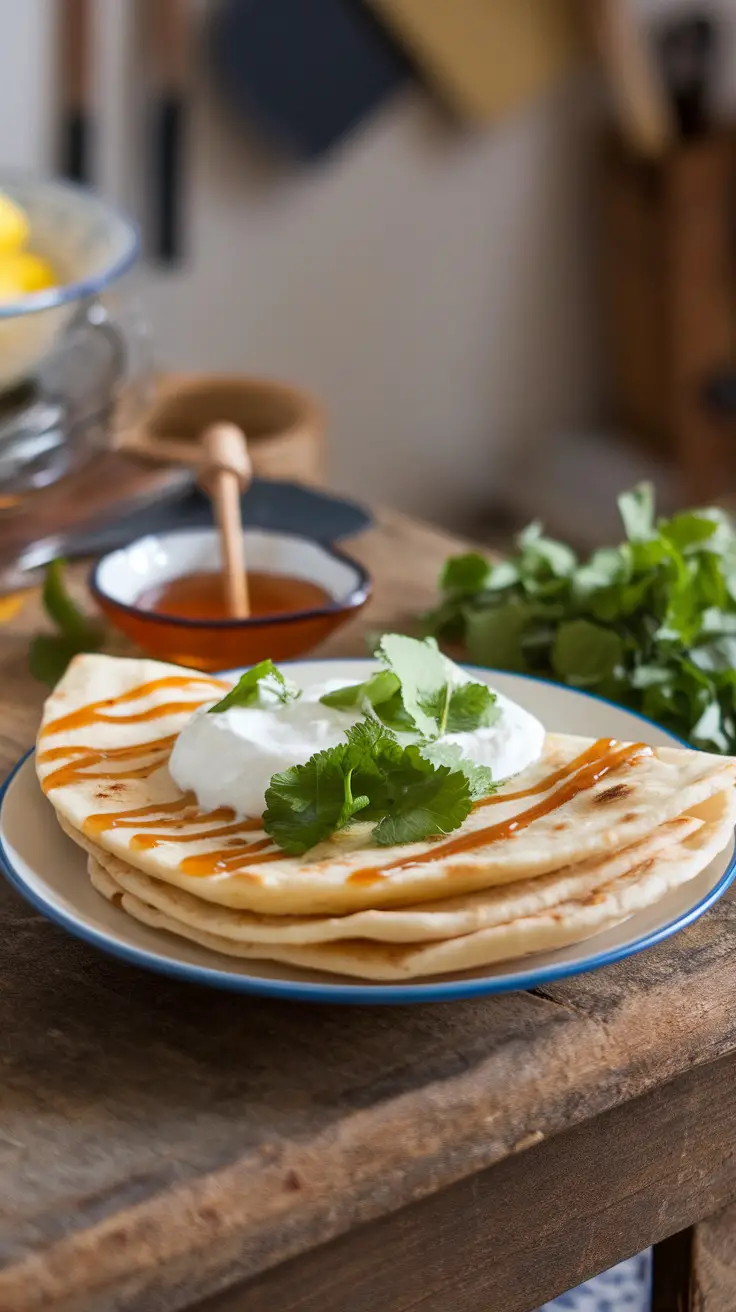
[136, 571, 332, 621]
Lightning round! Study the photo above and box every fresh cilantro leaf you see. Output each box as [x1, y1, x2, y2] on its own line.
[263, 717, 475, 855]
[320, 669, 416, 732]
[662, 511, 720, 553]
[44, 559, 104, 647]
[209, 660, 300, 713]
[29, 634, 89, 688]
[439, 553, 491, 595]
[486, 560, 521, 591]
[376, 633, 449, 738]
[344, 717, 402, 762]
[573, 548, 628, 598]
[371, 748, 472, 846]
[466, 601, 529, 671]
[320, 669, 400, 711]
[263, 744, 369, 855]
[420, 741, 496, 800]
[618, 483, 655, 541]
[29, 559, 105, 686]
[444, 681, 498, 733]
[691, 701, 730, 753]
[517, 521, 577, 578]
[321, 638, 498, 739]
[551, 620, 623, 688]
[425, 485, 736, 755]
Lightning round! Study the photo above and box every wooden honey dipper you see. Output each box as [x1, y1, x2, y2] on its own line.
[197, 422, 252, 618]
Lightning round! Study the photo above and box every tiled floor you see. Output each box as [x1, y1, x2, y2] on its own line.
[538, 1252, 651, 1311]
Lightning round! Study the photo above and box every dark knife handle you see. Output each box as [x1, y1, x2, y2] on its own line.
[151, 93, 186, 264]
[60, 110, 92, 185]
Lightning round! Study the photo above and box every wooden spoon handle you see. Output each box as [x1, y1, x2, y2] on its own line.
[198, 423, 252, 619]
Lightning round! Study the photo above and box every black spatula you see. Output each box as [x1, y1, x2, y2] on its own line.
[208, 0, 411, 162]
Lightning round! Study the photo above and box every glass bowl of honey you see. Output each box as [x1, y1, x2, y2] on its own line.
[90, 527, 372, 670]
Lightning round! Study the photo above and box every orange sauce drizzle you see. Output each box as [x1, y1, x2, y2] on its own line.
[180, 841, 281, 877]
[39, 675, 227, 740]
[37, 675, 227, 794]
[474, 737, 622, 807]
[39, 682, 653, 889]
[347, 738, 652, 885]
[84, 796, 199, 838]
[38, 672, 273, 871]
[130, 817, 263, 851]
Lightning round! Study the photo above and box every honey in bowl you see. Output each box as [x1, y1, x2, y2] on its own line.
[136, 570, 333, 621]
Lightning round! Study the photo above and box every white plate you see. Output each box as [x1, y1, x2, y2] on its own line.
[1, 662, 734, 1004]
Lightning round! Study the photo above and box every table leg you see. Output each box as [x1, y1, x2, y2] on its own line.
[652, 1203, 736, 1312]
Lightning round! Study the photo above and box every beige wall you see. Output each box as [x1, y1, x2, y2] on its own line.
[2, 0, 731, 525]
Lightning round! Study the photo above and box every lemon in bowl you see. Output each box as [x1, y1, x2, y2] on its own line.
[0, 173, 138, 395]
[0, 192, 29, 257]
[0, 251, 57, 301]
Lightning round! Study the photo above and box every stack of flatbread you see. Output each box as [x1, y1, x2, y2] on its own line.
[35, 655, 736, 981]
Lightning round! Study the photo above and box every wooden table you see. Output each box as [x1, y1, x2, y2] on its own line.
[0, 507, 734, 1312]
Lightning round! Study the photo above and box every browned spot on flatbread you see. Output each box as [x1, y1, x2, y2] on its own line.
[622, 812, 638, 823]
[554, 822, 568, 831]
[593, 783, 633, 805]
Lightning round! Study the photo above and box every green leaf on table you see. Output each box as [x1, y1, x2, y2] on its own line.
[28, 634, 89, 688]
[439, 553, 491, 595]
[29, 560, 105, 686]
[661, 511, 720, 553]
[618, 483, 655, 541]
[551, 620, 623, 688]
[43, 558, 104, 648]
[517, 521, 577, 578]
[465, 601, 530, 671]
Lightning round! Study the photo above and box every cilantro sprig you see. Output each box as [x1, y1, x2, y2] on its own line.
[29, 559, 105, 687]
[320, 632, 499, 738]
[209, 660, 300, 713]
[424, 483, 736, 754]
[263, 720, 474, 855]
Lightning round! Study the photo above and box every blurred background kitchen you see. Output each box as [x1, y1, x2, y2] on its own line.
[5, 0, 736, 560]
[4, 5, 728, 1309]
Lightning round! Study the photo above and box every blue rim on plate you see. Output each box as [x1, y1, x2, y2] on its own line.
[1, 664, 734, 1005]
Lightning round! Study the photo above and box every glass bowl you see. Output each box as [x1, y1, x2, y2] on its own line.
[90, 527, 372, 671]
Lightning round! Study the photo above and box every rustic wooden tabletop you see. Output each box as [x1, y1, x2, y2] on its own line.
[0, 506, 733, 1312]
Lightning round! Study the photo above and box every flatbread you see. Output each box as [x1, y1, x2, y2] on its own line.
[80, 812, 704, 944]
[38, 654, 736, 915]
[87, 789, 736, 980]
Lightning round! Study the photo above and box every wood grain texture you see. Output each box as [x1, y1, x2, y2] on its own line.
[194, 1052, 736, 1312]
[0, 508, 735, 1310]
[690, 1202, 736, 1311]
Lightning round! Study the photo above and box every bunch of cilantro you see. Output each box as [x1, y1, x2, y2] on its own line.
[424, 484, 736, 755]
[209, 636, 500, 855]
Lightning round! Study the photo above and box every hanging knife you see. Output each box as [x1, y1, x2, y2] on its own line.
[57, 0, 94, 185]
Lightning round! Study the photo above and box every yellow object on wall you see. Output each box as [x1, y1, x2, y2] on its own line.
[368, 0, 582, 123]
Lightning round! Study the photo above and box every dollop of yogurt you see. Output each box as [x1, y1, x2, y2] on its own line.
[169, 675, 545, 819]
